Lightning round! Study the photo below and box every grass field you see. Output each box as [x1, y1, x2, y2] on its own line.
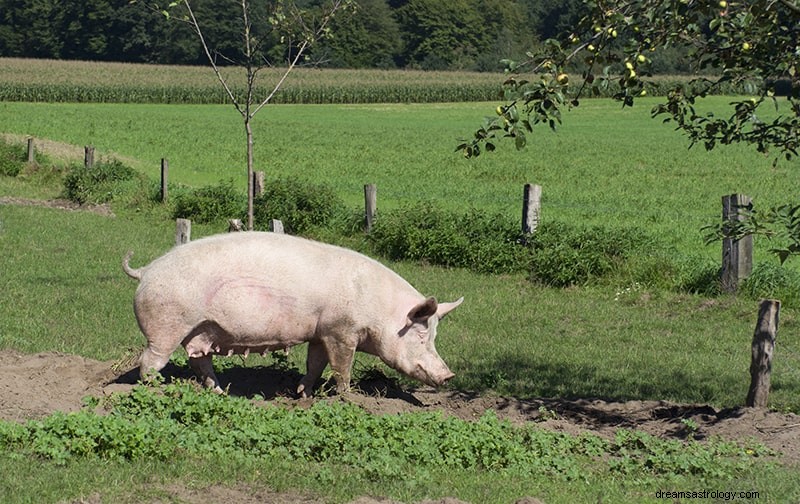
[1, 96, 796, 261]
[2, 81, 800, 502]
[2, 97, 799, 407]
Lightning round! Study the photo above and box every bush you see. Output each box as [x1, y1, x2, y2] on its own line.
[62, 159, 140, 204]
[528, 222, 656, 287]
[369, 204, 530, 274]
[0, 140, 27, 177]
[172, 179, 246, 224]
[253, 177, 347, 234]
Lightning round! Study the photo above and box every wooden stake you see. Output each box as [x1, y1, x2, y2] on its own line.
[364, 183, 377, 233]
[746, 299, 780, 408]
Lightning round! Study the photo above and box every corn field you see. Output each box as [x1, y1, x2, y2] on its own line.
[0, 57, 753, 105]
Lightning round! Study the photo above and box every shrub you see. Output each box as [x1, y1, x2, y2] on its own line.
[62, 158, 139, 204]
[0, 140, 27, 177]
[528, 222, 656, 287]
[253, 177, 347, 234]
[368, 204, 530, 274]
[172, 179, 246, 224]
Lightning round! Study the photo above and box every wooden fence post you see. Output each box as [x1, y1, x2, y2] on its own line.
[253, 171, 265, 198]
[746, 299, 780, 408]
[160, 158, 169, 203]
[721, 194, 753, 292]
[522, 183, 542, 235]
[269, 219, 284, 234]
[364, 183, 377, 233]
[176, 218, 191, 245]
[26, 138, 35, 163]
[84, 145, 94, 169]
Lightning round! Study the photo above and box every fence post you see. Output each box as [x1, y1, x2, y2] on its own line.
[269, 219, 284, 234]
[26, 138, 35, 163]
[84, 145, 95, 169]
[176, 218, 191, 245]
[253, 171, 265, 198]
[522, 183, 542, 235]
[746, 299, 780, 408]
[364, 183, 377, 233]
[721, 194, 753, 293]
[160, 158, 169, 203]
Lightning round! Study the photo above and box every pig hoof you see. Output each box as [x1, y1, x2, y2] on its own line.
[296, 383, 311, 398]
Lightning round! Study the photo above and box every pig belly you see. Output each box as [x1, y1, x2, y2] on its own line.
[183, 277, 318, 358]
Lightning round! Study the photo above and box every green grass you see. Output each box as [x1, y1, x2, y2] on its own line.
[1, 97, 797, 262]
[2, 97, 800, 502]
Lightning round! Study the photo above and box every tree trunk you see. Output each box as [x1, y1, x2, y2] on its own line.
[246, 118, 255, 230]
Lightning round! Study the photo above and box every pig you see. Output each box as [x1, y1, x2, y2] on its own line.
[122, 231, 463, 397]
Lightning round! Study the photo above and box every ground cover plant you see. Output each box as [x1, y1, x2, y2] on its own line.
[2, 98, 800, 502]
[0, 379, 785, 503]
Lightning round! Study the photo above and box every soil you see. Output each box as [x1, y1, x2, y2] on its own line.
[1, 349, 798, 504]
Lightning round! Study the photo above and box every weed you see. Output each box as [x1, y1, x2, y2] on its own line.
[171, 179, 246, 224]
[0, 139, 27, 176]
[62, 158, 141, 205]
[253, 177, 347, 235]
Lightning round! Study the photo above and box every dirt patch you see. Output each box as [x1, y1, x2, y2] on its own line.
[0, 196, 114, 216]
[2, 350, 798, 503]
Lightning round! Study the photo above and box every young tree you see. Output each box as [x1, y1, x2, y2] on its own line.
[147, 0, 353, 229]
[460, 0, 800, 260]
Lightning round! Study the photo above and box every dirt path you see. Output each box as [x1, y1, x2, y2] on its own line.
[1, 350, 798, 503]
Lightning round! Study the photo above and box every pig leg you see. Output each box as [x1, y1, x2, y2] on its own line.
[297, 340, 328, 398]
[321, 336, 357, 394]
[188, 355, 224, 394]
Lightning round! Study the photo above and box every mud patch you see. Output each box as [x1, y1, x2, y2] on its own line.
[2, 350, 798, 503]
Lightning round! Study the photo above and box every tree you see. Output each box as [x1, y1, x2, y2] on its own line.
[394, 0, 489, 69]
[460, 0, 800, 261]
[148, 0, 353, 230]
[316, 0, 403, 68]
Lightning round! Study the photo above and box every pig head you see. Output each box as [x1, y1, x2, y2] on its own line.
[122, 231, 463, 397]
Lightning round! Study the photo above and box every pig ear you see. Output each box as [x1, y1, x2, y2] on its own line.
[406, 297, 438, 326]
[436, 297, 464, 319]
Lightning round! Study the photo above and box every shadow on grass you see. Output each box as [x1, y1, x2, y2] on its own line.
[458, 352, 741, 406]
[114, 361, 422, 404]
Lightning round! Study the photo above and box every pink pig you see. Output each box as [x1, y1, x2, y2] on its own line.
[123, 231, 462, 396]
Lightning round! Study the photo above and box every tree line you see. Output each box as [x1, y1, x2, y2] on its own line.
[0, 0, 692, 73]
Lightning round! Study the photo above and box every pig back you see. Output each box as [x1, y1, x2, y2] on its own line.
[135, 231, 423, 322]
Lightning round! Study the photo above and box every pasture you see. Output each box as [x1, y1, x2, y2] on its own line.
[2, 75, 800, 501]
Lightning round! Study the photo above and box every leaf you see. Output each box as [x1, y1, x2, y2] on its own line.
[514, 132, 527, 150]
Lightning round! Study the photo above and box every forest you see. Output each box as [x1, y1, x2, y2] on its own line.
[0, 0, 692, 73]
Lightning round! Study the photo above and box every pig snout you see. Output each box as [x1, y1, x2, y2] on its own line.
[414, 362, 455, 388]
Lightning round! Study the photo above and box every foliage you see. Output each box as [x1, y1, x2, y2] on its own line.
[462, 0, 800, 160]
[703, 198, 800, 267]
[0, 0, 566, 73]
[528, 221, 655, 287]
[171, 179, 246, 224]
[368, 204, 660, 283]
[62, 158, 141, 205]
[0, 138, 27, 176]
[252, 177, 347, 234]
[368, 203, 530, 274]
[0, 381, 770, 486]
